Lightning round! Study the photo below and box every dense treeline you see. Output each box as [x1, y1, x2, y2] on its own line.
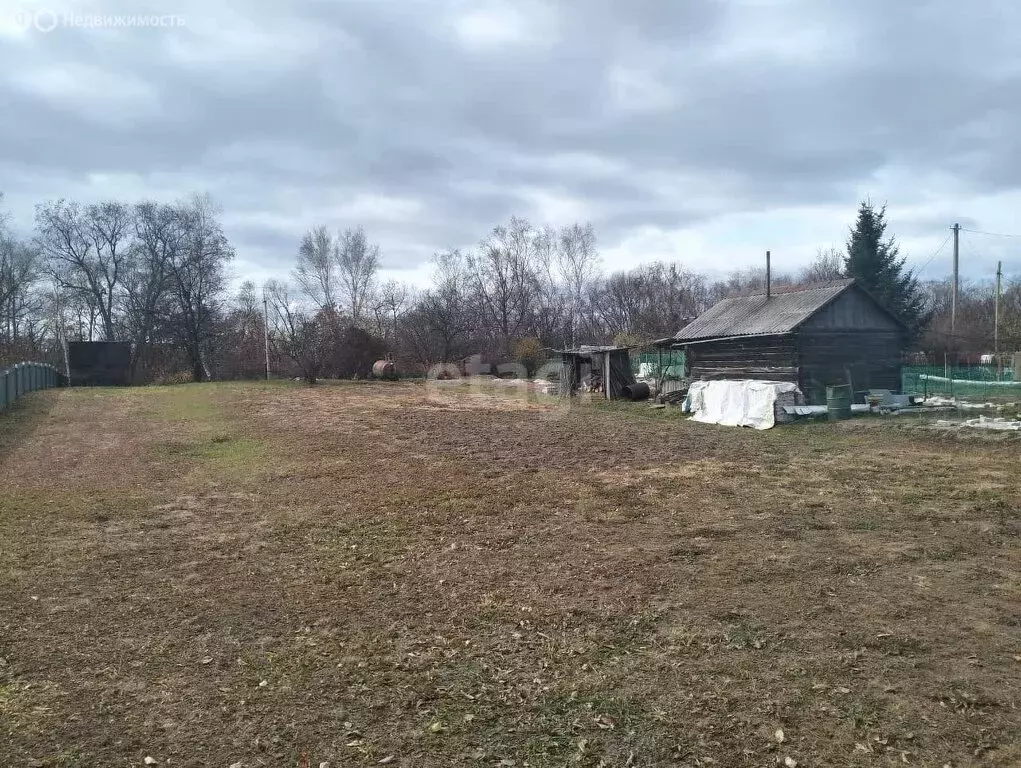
[2, 192, 1019, 381]
[2, 194, 235, 380]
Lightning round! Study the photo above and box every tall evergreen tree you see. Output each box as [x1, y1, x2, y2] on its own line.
[844, 200, 929, 335]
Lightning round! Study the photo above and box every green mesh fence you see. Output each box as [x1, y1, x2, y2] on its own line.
[633, 350, 686, 380]
[539, 351, 687, 380]
[902, 365, 1020, 400]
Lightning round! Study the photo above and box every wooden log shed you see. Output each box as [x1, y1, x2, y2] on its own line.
[662, 279, 907, 405]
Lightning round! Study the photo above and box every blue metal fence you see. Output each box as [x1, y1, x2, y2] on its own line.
[0, 362, 63, 414]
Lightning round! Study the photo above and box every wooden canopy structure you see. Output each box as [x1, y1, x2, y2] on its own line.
[557, 345, 636, 400]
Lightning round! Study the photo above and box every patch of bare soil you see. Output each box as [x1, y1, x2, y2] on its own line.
[1, 381, 1020, 767]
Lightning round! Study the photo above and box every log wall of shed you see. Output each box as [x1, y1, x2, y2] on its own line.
[687, 336, 798, 383]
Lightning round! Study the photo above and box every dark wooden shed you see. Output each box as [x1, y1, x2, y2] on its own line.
[666, 280, 906, 405]
[67, 341, 131, 386]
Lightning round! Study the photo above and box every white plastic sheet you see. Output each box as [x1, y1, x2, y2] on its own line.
[685, 379, 802, 430]
[934, 416, 1021, 431]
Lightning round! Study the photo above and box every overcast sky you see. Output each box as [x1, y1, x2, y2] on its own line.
[2, 0, 1019, 288]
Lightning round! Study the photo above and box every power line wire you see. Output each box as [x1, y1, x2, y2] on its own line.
[960, 227, 1021, 239]
[915, 232, 952, 274]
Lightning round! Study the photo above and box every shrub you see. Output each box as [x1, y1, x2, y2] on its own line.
[153, 370, 194, 386]
[513, 337, 543, 376]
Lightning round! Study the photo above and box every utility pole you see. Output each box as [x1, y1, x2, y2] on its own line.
[995, 260, 1002, 378]
[951, 223, 960, 335]
[262, 293, 271, 381]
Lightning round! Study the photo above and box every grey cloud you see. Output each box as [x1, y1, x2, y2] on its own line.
[1, 0, 1019, 279]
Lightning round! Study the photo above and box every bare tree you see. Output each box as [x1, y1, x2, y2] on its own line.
[264, 279, 333, 384]
[294, 225, 338, 311]
[403, 251, 471, 364]
[591, 262, 713, 341]
[35, 199, 132, 341]
[336, 227, 379, 324]
[714, 266, 795, 297]
[530, 225, 565, 346]
[219, 281, 267, 379]
[166, 195, 234, 382]
[123, 201, 182, 379]
[60, 289, 102, 342]
[372, 279, 410, 348]
[0, 218, 41, 348]
[557, 222, 600, 347]
[1001, 278, 1021, 348]
[234, 280, 260, 318]
[799, 247, 845, 284]
[465, 217, 538, 357]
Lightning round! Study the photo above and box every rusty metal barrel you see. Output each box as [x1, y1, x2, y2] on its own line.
[372, 359, 396, 379]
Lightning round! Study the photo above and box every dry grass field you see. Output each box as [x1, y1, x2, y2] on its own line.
[1, 381, 1020, 768]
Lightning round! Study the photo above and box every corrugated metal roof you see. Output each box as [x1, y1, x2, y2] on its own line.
[674, 279, 856, 341]
[557, 345, 632, 355]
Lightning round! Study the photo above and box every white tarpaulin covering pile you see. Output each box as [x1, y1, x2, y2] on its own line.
[684, 380, 802, 430]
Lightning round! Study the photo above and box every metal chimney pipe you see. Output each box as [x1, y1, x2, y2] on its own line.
[765, 250, 771, 298]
